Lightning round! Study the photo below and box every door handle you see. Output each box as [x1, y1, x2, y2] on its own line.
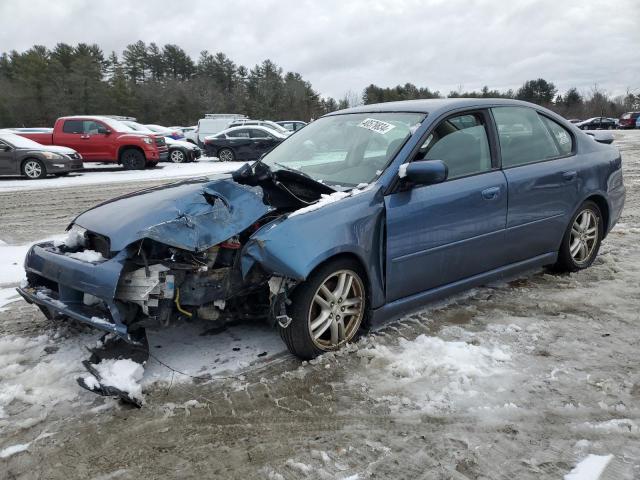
[481, 186, 501, 200]
[562, 171, 577, 181]
[80, 135, 90, 139]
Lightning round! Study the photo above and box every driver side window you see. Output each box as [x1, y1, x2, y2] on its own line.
[414, 112, 492, 179]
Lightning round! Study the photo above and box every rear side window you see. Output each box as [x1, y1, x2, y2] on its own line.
[63, 120, 83, 134]
[492, 107, 560, 168]
[539, 115, 573, 156]
[227, 129, 251, 138]
[415, 112, 492, 179]
[250, 129, 272, 139]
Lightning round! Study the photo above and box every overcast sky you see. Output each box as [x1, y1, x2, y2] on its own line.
[1, 0, 638, 100]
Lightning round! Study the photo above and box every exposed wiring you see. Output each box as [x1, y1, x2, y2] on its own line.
[174, 288, 193, 318]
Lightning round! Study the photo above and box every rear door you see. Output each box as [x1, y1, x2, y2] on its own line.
[57, 119, 86, 155]
[81, 120, 112, 160]
[492, 106, 580, 263]
[385, 110, 508, 301]
[0, 140, 16, 175]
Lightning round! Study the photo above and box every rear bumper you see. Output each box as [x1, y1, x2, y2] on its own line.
[20, 242, 136, 341]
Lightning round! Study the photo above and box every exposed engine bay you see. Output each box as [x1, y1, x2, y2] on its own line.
[18, 162, 338, 406]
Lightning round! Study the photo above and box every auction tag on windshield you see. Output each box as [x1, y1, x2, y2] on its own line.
[358, 118, 396, 135]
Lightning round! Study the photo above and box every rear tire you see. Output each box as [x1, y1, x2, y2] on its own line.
[554, 200, 603, 272]
[121, 149, 146, 170]
[218, 148, 235, 162]
[278, 257, 368, 360]
[22, 158, 47, 179]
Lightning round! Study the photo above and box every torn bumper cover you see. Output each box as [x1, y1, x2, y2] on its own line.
[17, 243, 136, 340]
[17, 177, 276, 342]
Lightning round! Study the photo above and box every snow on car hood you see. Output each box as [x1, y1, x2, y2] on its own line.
[45, 145, 79, 155]
[72, 175, 274, 252]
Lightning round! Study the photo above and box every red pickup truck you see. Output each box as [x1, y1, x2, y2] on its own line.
[18, 116, 168, 169]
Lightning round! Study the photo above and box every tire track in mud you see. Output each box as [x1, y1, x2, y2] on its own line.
[0, 180, 171, 244]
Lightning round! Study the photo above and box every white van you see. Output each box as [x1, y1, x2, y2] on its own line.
[195, 114, 247, 145]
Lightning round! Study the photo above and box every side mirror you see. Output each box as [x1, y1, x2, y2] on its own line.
[98, 127, 111, 135]
[400, 160, 448, 186]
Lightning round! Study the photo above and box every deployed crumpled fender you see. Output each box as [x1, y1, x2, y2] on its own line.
[73, 175, 274, 252]
[241, 187, 387, 308]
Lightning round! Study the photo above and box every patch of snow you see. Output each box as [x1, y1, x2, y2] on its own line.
[564, 454, 613, 480]
[582, 418, 639, 434]
[65, 249, 105, 263]
[0, 288, 20, 312]
[54, 226, 86, 249]
[288, 191, 350, 217]
[83, 293, 101, 306]
[0, 442, 30, 459]
[92, 359, 144, 404]
[0, 235, 65, 285]
[285, 459, 313, 475]
[35, 291, 66, 309]
[398, 163, 409, 178]
[355, 335, 511, 414]
[213, 300, 226, 310]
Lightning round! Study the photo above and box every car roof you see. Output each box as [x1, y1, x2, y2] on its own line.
[220, 125, 284, 136]
[326, 98, 550, 117]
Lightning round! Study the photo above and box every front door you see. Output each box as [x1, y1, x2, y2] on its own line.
[81, 120, 112, 160]
[385, 110, 508, 302]
[0, 140, 16, 175]
[492, 106, 581, 263]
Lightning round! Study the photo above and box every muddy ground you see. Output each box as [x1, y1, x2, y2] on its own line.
[1, 132, 639, 479]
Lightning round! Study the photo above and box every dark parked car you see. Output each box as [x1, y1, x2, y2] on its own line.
[18, 99, 625, 403]
[619, 112, 640, 129]
[576, 117, 617, 130]
[0, 132, 83, 179]
[277, 120, 307, 132]
[203, 126, 286, 161]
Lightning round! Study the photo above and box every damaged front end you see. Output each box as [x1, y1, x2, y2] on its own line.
[18, 168, 333, 404]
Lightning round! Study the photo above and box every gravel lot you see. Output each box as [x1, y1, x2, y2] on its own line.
[1, 132, 639, 479]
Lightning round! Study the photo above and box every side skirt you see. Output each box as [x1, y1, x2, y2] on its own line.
[370, 252, 557, 328]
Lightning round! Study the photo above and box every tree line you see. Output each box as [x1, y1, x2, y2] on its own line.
[0, 41, 638, 128]
[0, 41, 343, 127]
[364, 79, 640, 119]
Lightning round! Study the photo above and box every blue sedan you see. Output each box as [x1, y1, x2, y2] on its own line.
[19, 99, 625, 368]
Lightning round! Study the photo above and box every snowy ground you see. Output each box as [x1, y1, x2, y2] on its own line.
[1, 132, 639, 479]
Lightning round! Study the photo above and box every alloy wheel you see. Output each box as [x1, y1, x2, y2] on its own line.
[569, 209, 599, 264]
[308, 269, 364, 348]
[170, 150, 185, 163]
[219, 149, 234, 162]
[24, 160, 43, 178]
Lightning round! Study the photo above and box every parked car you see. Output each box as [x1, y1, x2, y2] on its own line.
[122, 121, 201, 163]
[195, 114, 247, 146]
[576, 117, 617, 130]
[164, 137, 202, 163]
[619, 112, 640, 129]
[277, 120, 307, 132]
[15, 116, 167, 169]
[203, 125, 286, 161]
[170, 126, 198, 144]
[144, 124, 185, 141]
[228, 119, 291, 136]
[17, 98, 625, 403]
[0, 131, 83, 179]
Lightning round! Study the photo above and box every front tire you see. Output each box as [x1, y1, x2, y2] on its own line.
[22, 159, 47, 179]
[218, 148, 235, 162]
[554, 201, 603, 272]
[169, 149, 186, 163]
[279, 258, 368, 360]
[121, 149, 146, 170]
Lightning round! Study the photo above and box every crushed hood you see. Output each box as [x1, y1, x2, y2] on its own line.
[73, 175, 273, 252]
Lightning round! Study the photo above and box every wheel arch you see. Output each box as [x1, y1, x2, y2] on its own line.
[117, 145, 146, 164]
[582, 193, 610, 238]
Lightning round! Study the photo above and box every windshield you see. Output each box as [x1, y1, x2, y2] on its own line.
[0, 132, 47, 149]
[123, 121, 152, 133]
[100, 117, 137, 132]
[261, 112, 425, 187]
